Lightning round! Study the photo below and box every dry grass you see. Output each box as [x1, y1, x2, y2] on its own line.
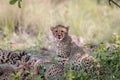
[0, 0, 120, 49]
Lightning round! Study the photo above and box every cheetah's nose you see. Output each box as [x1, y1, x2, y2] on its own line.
[58, 35, 61, 39]
[58, 35, 61, 37]
[58, 34, 61, 36]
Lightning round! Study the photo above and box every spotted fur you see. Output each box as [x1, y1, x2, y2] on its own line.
[45, 63, 64, 80]
[0, 49, 50, 79]
[51, 25, 100, 77]
[0, 49, 29, 65]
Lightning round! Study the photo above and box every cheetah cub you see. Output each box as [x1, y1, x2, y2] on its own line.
[51, 25, 100, 77]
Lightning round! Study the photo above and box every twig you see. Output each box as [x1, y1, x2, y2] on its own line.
[109, 0, 120, 8]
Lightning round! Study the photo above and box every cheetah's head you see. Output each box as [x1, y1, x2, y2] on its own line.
[50, 25, 69, 41]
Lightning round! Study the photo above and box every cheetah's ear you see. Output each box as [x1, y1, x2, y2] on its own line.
[50, 27, 54, 31]
[66, 26, 69, 31]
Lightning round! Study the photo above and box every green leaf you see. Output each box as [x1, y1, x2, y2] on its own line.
[9, 0, 18, 5]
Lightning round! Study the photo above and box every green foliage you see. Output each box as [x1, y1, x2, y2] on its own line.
[63, 64, 98, 80]
[33, 76, 43, 80]
[11, 72, 21, 80]
[11, 70, 33, 80]
[112, 33, 120, 45]
[93, 34, 120, 80]
[9, 0, 17, 5]
[9, 0, 22, 8]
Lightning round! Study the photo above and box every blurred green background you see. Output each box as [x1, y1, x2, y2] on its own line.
[0, 0, 120, 49]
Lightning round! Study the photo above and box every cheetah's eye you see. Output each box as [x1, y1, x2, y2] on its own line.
[55, 30, 58, 32]
[61, 30, 64, 32]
